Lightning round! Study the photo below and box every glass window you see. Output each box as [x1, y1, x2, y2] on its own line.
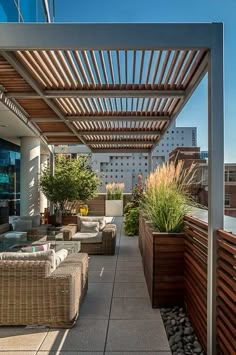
[225, 194, 230, 207]
[229, 168, 236, 182]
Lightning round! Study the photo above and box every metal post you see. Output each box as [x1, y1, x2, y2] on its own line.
[207, 23, 224, 355]
[148, 152, 152, 174]
[49, 149, 55, 215]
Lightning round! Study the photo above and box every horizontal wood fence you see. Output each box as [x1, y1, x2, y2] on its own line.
[184, 215, 208, 353]
[184, 215, 236, 354]
[217, 229, 236, 355]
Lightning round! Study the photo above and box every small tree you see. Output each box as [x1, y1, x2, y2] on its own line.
[40, 155, 100, 211]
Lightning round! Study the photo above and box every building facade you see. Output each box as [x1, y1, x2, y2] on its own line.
[91, 122, 197, 192]
[54, 122, 197, 193]
[0, 0, 53, 23]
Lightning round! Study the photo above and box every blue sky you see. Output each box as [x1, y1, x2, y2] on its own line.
[55, 0, 236, 162]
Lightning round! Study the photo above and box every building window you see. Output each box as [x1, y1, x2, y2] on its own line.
[225, 194, 230, 207]
[229, 168, 236, 182]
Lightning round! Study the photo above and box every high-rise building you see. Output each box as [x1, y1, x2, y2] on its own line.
[54, 122, 197, 193]
[0, 0, 53, 23]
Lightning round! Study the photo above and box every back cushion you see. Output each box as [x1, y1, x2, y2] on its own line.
[13, 220, 33, 232]
[1, 249, 55, 270]
[80, 221, 99, 233]
[78, 216, 106, 231]
[20, 215, 41, 228]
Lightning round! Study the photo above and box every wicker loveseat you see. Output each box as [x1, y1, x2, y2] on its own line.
[0, 252, 88, 327]
[62, 216, 117, 255]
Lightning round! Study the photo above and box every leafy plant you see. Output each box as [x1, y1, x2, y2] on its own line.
[141, 161, 197, 233]
[105, 182, 125, 200]
[124, 174, 144, 235]
[40, 155, 100, 211]
[124, 207, 140, 236]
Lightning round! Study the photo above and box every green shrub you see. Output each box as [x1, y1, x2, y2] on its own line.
[124, 208, 140, 236]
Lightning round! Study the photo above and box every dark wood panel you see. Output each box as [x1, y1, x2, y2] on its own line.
[217, 228, 236, 354]
[139, 213, 184, 308]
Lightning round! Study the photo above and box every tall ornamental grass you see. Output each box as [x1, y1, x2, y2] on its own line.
[141, 161, 196, 233]
[106, 182, 125, 200]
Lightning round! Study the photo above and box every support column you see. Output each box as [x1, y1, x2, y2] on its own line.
[207, 23, 224, 355]
[148, 152, 152, 174]
[49, 150, 55, 215]
[40, 153, 49, 213]
[20, 137, 40, 216]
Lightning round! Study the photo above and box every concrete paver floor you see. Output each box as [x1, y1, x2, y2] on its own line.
[0, 217, 171, 355]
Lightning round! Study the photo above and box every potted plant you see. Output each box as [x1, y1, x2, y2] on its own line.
[105, 182, 124, 217]
[40, 155, 100, 224]
[139, 160, 197, 307]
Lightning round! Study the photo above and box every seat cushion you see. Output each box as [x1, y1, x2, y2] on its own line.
[72, 231, 102, 244]
[78, 216, 106, 231]
[80, 221, 99, 233]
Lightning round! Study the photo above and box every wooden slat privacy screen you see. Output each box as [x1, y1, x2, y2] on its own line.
[184, 216, 236, 355]
[184, 215, 208, 353]
[217, 229, 236, 355]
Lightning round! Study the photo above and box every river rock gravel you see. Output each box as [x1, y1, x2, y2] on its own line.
[160, 306, 205, 355]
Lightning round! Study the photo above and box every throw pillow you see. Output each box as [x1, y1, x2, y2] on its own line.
[21, 243, 51, 253]
[13, 220, 33, 232]
[78, 216, 106, 231]
[80, 221, 99, 233]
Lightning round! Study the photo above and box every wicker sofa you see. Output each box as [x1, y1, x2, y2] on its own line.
[62, 216, 117, 255]
[0, 251, 88, 327]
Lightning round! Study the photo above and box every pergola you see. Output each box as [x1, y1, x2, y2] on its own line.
[0, 23, 224, 354]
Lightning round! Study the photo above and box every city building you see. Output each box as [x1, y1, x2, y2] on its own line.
[53, 122, 196, 193]
[169, 147, 236, 217]
[0, 0, 53, 23]
[0, 0, 54, 216]
[91, 122, 196, 192]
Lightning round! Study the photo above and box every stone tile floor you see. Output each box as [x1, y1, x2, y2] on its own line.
[0, 217, 171, 355]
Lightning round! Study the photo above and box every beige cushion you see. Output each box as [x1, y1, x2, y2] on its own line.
[78, 216, 106, 231]
[55, 249, 68, 267]
[1, 249, 55, 271]
[80, 221, 99, 233]
[73, 231, 102, 243]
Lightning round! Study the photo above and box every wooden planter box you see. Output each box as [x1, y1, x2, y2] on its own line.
[139, 213, 185, 308]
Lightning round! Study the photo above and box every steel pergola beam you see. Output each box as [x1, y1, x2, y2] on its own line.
[31, 115, 171, 122]
[87, 140, 155, 145]
[6, 90, 185, 99]
[0, 23, 213, 50]
[79, 130, 161, 136]
[91, 148, 151, 153]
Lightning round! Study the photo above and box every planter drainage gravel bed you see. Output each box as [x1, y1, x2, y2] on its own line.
[160, 306, 205, 355]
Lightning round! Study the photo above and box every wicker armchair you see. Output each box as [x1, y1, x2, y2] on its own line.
[62, 222, 117, 255]
[0, 253, 87, 327]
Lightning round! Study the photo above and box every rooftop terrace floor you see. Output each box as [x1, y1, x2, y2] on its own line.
[0, 217, 170, 354]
